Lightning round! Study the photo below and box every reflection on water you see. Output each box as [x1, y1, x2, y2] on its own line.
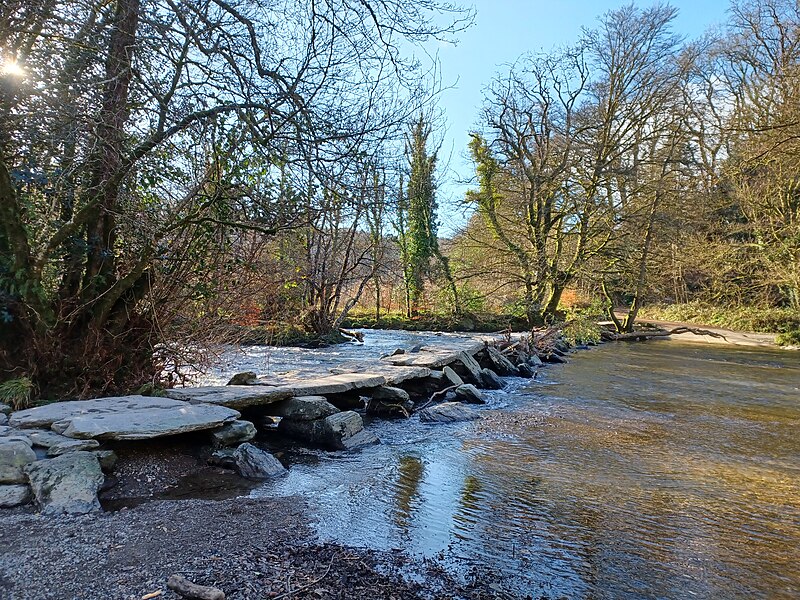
[249, 337, 800, 598]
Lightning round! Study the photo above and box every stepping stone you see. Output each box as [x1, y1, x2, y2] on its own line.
[270, 396, 339, 421]
[12, 396, 240, 441]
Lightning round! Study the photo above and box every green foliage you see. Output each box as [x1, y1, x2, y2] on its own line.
[0, 377, 33, 411]
[640, 302, 800, 335]
[562, 318, 602, 346]
[404, 116, 441, 309]
[776, 330, 800, 347]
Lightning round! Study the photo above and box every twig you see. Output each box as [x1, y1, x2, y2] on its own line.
[414, 385, 458, 412]
[271, 553, 337, 600]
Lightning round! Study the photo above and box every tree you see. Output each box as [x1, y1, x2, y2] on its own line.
[0, 0, 472, 398]
[401, 116, 459, 315]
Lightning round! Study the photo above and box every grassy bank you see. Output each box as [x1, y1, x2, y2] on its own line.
[639, 302, 800, 346]
[341, 310, 531, 333]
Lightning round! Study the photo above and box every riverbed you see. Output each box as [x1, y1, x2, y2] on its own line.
[208, 332, 800, 599]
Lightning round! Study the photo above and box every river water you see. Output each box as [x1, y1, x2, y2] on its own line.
[208, 332, 800, 599]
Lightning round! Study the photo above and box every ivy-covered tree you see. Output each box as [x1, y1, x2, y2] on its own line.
[403, 116, 459, 315]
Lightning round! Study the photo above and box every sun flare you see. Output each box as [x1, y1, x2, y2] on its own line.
[1, 58, 25, 77]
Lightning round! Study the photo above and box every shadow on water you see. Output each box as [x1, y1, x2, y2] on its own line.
[242, 337, 800, 599]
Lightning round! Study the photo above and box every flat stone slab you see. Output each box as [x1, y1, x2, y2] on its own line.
[380, 341, 485, 368]
[328, 364, 431, 385]
[166, 386, 294, 408]
[11, 396, 240, 441]
[169, 373, 387, 409]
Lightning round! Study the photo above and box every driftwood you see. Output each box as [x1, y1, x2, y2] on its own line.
[606, 326, 728, 342]
[167, 575, 225, 600]
[339, 328, 364, 342]
[414, 385, 458, 412]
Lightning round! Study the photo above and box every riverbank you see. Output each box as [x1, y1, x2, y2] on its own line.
[0, 496, 510, 600]
[1, 331, 548, 599]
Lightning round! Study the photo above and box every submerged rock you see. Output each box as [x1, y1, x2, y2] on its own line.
[0, 439, 37, 484]
[211, 420, 257, 447]
[419, 402, 480, 424]
[517, 363, 534, 379]
[270, 396, 339, 421]
[454, 384, 486, 405]
[480, 368, 504, 390]
[24, 451, 104, 515]
[227, 371, 258, 386]
[0, 483, 32, 508]
[232, 443, 286, 480]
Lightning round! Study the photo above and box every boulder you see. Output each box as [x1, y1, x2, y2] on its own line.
[0, 403, 11, 416]
[454, 384, 486, 405]
[366, 398, 413, 419]
[0, 430, 32, 446]
[542, 353, 566, 364]
[400, 371, 446, 398]
[232, 443, 286, 480]
[211, 420, 257, 447]
[371, 386, 411, 403]
[279, 411, 374, 450]
[419, 402, 480, 424]
[529, 355, 544, 367]
[442, 366, 464, 387]
[270, 396, 339, 421]
[208, 448, 236, 469]
[92, 450, 118, 473]
[485, 347, 520, 376]
[517, 363, 534, 378]
[0, 484, 32, 508]
[24, 451, 104, 514]
[27, 430, 100, 456]
[0, 414, 7, 426]
[0, 439, 37, 484]
[452, 352, 484, 386]
[480, 368, 504, 390]
[339, 429, 380, 450]
[227, 371, 258, 386]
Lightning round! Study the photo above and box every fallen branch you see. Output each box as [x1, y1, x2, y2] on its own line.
[414, 385, 458, 412]
[608, 326, 728, 342]
[271, 553, 337, 599]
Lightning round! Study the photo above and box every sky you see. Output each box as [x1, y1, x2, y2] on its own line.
[432, 0, 732, 235]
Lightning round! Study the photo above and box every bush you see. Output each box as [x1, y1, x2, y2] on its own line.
[562, 317, 602, 345]
[776, 330, 800, 347]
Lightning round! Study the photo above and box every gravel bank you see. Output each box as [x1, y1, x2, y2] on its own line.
[0, 497, 520, 600]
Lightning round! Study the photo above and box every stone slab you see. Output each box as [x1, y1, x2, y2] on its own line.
[380, 341, 485, 369]
[60, 403, 240, 441]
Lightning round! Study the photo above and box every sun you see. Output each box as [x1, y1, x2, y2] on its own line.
[1, 59, 25, 77]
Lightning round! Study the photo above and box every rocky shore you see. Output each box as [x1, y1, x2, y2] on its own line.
[0, 331, 572, 599]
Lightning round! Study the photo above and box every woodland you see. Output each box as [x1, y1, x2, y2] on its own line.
[1, 0, 798, 400]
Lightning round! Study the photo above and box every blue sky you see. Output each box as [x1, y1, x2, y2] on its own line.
[432, 0, 732, 235]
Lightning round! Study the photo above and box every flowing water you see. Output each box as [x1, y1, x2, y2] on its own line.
[211, 332, 800, 598]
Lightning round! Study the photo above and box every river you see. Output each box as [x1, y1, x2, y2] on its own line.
[206, 332, 800, 599]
